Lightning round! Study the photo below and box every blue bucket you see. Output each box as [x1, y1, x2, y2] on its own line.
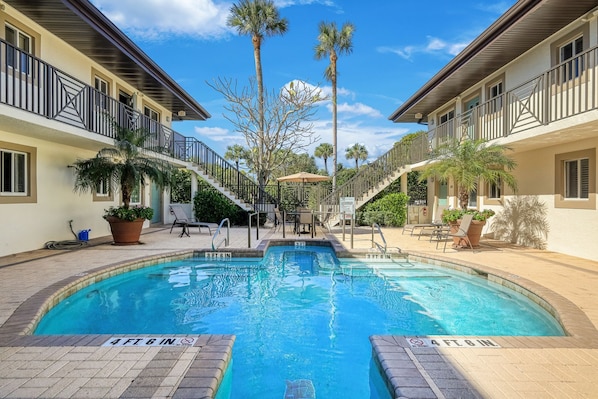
[78, 230, 90, 241]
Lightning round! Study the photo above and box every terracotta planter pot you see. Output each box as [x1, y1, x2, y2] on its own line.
[105, 216, 145, 245]
[449, 219, 486, 248]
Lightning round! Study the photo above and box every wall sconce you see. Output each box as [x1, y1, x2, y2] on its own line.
[177, 110, 186, 117]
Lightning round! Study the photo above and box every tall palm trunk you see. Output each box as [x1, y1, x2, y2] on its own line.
[253, 36, 266, 189]
[331, 51, 338, 192]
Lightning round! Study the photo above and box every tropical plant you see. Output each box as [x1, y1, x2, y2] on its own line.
[441, 208, 495, 224]
[419, 138, 517, 209]
[170, 168, 192, 203]
[315, 21, 355, 191]
[227, 0, 288, 189]
[490, 195, 549, 249]
[345, 143, 368, 171]
[73, 124, 173, 221]
[314, 142, 333, 175]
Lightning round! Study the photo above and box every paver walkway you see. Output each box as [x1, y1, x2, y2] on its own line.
[0, 224, 596, 398]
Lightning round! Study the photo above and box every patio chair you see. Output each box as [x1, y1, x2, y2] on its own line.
[403, 205, 447, 236]
[438, 213, 475, 252]
[274, 207, 294, 234]
[169, 205, 217, 237]
[297, 208, 314, 236]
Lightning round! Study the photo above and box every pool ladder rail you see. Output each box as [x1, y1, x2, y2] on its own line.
[371, 223, 402, 258]
[211, 218, 230, 250]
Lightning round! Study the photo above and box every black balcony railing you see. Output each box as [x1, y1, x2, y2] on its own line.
[0, 38, 275, 212]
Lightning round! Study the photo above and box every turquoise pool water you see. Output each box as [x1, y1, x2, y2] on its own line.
[35, 244, 563, 398]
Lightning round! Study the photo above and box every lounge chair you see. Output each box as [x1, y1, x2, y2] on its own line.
[403, 205, 447, 236]
[316, 207, 333, 232]
[169, 205, 217, 237]
[438, 213, 475, 252]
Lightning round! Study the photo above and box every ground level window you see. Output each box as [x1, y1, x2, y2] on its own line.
[488, 178, 501, 199]
[1, 149, 27, 195]
[554, 149, 595, 210]
[565, 158, 589, 199]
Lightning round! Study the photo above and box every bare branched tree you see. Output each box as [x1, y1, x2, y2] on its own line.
[208, 78, 324, 186]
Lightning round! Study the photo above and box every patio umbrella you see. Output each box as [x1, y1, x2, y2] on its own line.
[276, 172, 330, 183]
[277, 172, 330, 206]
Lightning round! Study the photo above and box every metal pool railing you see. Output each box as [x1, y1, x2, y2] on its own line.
[211, 218, 230, 250]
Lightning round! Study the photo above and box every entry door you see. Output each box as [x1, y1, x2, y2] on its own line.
[150, 182, 162, 224]
[438, 182, 448, 207]
[464, 97, 479, 140]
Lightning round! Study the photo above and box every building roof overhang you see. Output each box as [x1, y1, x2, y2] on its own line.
[4, 0, 210, 121]
[389, 0, 598, 123]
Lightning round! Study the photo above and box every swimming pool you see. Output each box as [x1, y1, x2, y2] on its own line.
[34, 244, 564, 398]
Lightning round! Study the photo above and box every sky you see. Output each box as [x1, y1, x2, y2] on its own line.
[90, 0, 516, 170]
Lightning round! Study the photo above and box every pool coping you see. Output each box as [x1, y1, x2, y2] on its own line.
[1, 240, 598, 399]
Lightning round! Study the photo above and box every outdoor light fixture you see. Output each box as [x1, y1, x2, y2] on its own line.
[177, 110, 186, 117]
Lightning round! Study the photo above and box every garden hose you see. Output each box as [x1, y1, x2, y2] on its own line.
[45, 220, 88, 250]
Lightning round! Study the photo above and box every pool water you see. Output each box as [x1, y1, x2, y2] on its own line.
[35, 245, 563, 398]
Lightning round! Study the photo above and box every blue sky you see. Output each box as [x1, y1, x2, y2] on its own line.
[90, 0, 516, 169]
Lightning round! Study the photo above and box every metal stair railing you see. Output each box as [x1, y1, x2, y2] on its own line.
[319, 133, 430, 209]
[173, 136, 276, 213]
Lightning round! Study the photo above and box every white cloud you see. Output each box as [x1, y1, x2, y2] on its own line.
[378, 35, 470, 60]
[90, 0, 231, 40]
[310, 119, 409, 167]
[334, 102, 383, 118]
[194, 126, 244, 142]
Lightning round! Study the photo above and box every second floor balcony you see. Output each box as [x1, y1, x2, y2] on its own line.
[431, 45, 598, 148]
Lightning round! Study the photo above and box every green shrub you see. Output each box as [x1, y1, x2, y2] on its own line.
[193, 182, 246, 225]
[360, 192, 409, 227]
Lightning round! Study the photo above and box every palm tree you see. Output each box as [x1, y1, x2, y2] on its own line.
[345, 143, 368, 171]
[315, 21, 355, 191]
[227, 0, 288, 189]
[419, 139, 518, 210]
[224, 144, 249, 170]
[73, 125, 172, 213]
[314, 142, 333, 174]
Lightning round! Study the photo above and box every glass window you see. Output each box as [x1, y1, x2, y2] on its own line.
[5, 23, 31, 74]
[488, 178, 501, 199]
[565, 158, 589, 199]
[94, 76, 109, 110]
[1, 149, 27, 195]
[468, 187, 477, 208]
[96, 178, 110, 197]
[143, 106, 160, 136]
[560, 36, 584, 80]
[130, 183, 141, 205]
[488, 81, 503, 113]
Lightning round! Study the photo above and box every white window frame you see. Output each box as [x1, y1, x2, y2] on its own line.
[488, 81, 503, 113]
[96, 178, 110, 197]
[488, 178, 501, 200]
[559, 36, 584, 81]
[143, 105, 160, 137]
[94, 75, 110, 110]
[5, 23, 32, 74]
[564, 158, 589, 200]
[0, 148, 28, 196]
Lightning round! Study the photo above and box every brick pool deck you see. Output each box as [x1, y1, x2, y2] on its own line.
[0, 224, 597, 398]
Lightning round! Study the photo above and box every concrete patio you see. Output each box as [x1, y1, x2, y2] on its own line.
[0, 222, 597, 398]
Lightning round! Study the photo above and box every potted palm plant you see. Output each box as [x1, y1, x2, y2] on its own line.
[73, 124, 173, 245]
[420, 138, 517, 247]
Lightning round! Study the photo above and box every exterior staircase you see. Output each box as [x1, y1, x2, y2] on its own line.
[173, 135, 276, 213]
[318, 132, 429, 212]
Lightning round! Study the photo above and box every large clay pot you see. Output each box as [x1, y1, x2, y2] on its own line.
[105, 216, 144, 245]
[450, 219, 486, 248]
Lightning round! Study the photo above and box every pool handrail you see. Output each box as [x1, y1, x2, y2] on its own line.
[371, 223, 402, 256]
[212, 218, 230, 250]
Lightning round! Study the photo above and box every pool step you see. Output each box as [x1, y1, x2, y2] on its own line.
[284, 379, 316, 399]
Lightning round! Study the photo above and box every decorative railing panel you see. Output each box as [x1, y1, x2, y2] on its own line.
[0, 38, 272, 212]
